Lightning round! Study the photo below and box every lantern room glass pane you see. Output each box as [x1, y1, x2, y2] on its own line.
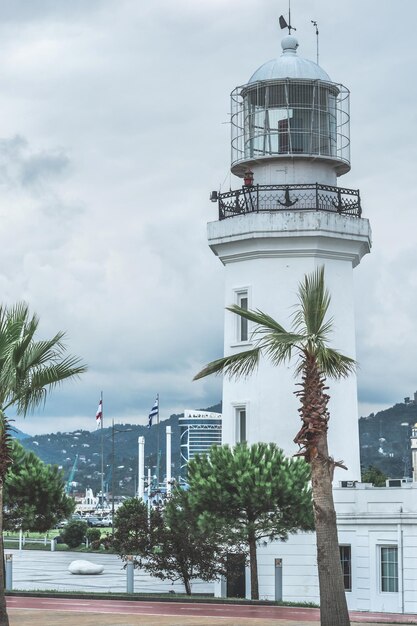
[231, 79, 349, 169]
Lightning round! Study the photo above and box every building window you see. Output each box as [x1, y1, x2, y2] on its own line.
[339, 545, 351, 592]
[236, 291, 249, 342]
[236, 408, 246, 443]
[380, 546, 398, 593]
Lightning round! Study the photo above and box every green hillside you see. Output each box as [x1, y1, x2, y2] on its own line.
[19, 415, 180, 497]
[17, 397, 414, 492]
[18, 402, 222, 496]
[359, 400, 416, 479]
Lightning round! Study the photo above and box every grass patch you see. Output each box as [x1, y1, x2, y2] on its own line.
[3, 541, 112, 553]
[4, 541, 67, 551]
[3, 529, 115, 553]
[4, 532, 55, 540]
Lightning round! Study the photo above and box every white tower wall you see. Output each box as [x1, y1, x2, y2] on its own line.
[209, 210, 371, 481]
[250, 159, 337, 186]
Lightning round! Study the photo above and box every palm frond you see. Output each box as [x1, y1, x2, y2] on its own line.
[226, 305, 289, 334]
[315, 318, 334, 343]
[227, 305, 305, 363]
[293, 344, 356, 380]
[259, 331, 305, 366]
[18, 334, 67, 369]
[194, 268, 357, 386]
[315, 347, 356, 379]
[0, 303, 87, 416]
[293, 266, 331, 337]
[194, 347, 261, 381]
[7, 357, 87, 415]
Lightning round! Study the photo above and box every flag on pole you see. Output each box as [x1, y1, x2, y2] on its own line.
[148, 396, 159, 428]
[96, 399, 103, 428]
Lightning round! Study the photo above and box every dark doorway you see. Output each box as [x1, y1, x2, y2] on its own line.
[226, 553, 246, 598]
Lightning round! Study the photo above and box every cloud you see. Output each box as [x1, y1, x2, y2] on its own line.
[0, 0, 104, 23]
[0, 0, 415, 435]
[0, 135, 69, 189]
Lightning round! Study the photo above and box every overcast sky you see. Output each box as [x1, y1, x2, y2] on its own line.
[1, 0, 415, 435]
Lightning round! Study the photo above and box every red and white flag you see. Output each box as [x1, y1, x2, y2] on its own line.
[96, 399, 103, 428]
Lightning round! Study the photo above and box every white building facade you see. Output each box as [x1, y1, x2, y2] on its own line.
[245, 484, 417, 614]
[208, 28, 417, 614]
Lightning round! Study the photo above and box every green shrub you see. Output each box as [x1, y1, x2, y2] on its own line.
[86, 528, 101, 543]
[61, 520, 87, 549]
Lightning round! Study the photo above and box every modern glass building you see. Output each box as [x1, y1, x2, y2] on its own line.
[180, 410, 222, 484]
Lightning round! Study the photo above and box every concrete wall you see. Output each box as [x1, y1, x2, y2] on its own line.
[219, 487, 417, 614]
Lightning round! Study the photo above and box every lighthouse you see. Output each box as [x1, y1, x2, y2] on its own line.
[208, 32, 371, 480]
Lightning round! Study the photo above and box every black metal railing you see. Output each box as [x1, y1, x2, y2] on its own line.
[213, 183, 362, 220]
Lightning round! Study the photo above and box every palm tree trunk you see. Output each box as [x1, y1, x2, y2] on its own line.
[248, 529, 259, 600]
[0, 482, 10, 626]
[311, 435, 350, 626]
[296, 355, 350, 626]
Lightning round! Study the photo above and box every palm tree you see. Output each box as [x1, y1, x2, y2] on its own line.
[194, 267, 354, 626]
[0, 303, 87, 626]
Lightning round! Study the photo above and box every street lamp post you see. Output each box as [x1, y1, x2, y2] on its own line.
[138, 436, 145, 499]
[111, 420, 115, 538]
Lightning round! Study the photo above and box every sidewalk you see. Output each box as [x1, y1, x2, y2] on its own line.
[8, 610, 417, 626]
[9, 612, 312, 626]
[6, 550, 417, 626]
[6, 548, 211, 594]
[7, 598, 417, 626]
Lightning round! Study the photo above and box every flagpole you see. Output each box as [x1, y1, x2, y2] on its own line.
[100, 390, 104, 510]
[156, 393, 160, 499]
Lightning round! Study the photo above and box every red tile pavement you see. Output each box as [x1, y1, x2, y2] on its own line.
[6, 596, 417, 625]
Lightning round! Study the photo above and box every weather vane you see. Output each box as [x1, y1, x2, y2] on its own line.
[311, 20, 319, 64]
[279, 0, 296, 34]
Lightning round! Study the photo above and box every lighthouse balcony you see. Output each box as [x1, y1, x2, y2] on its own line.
[212, 183, 361, 221]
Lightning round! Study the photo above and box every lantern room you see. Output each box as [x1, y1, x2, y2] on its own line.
[231, 36, 350, 179]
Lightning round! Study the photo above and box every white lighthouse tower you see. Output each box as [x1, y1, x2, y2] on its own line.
[208, 32, 371, 480]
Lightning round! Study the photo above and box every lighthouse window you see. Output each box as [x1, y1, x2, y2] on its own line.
[235, 407, 247, 443]
[236, 291, 249, 342]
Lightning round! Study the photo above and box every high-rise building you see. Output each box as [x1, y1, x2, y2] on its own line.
[179, 409, 222, 483]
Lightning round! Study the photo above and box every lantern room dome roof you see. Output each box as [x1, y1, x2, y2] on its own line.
[248, 35, 331, 84]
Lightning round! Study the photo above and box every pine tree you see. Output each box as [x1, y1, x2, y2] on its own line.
[187, 442, 314, 599]
[114, 491, 228, 595]
[4, 440, 75, 532]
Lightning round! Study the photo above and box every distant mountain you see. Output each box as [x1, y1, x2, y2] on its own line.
[200, 402, 221, 414]
[15, 397, 415, 486]
[17, 402, 222, 496]
[17, 414, 180, 497]
[359, 400, 416, 479]
[11, 427, 30, 441]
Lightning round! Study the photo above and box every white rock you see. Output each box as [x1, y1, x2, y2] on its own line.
[68, 559, 104, 575]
